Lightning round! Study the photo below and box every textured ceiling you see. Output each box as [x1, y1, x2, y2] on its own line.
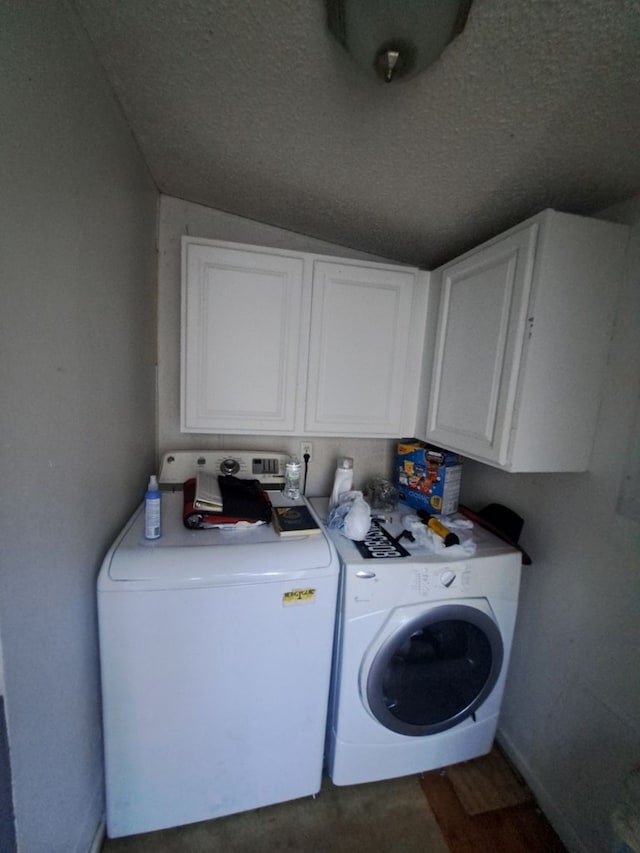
[71, 0, 640, 268]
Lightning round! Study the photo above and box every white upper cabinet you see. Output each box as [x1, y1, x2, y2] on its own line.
[181, 238, 427, 437]
[425, 210, 629, 472]
[306, 261, 425, 436]
[181, 241, 306, 433]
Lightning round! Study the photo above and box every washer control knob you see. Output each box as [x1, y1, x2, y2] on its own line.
[220, 457, 240, 476]
[440, 569, 456, 588]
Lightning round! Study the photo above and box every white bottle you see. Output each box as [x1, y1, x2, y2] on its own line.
[144, 474, 161, 540]
[329, 457, 354, 510]
[283, 456, 301, 500]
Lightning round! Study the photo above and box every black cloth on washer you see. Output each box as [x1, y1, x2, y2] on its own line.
[217, 475, 272, 522]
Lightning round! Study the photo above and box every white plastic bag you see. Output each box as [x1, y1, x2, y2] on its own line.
[401, 512, 477, 556]
[327, 491, 371, 540]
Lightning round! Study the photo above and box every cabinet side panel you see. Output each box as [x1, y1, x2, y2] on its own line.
[406, 270, 432, 436]
[509, 214, 629, 471]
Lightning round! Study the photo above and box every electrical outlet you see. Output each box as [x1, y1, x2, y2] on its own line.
[300, 442, 313, 462]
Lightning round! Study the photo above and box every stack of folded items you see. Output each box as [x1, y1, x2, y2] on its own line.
[183, 473, 272, 529]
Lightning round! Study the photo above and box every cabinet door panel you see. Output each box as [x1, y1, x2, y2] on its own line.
[427, 226, 537, 464]
[306, 262, 415, 435]
[182, 245, 304, 432]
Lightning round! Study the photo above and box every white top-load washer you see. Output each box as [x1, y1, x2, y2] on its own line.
[310, 498, 521, 787]
[98, 451, 339, 839]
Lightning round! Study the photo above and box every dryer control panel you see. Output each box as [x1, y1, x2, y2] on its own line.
[410, 564, 473, 598]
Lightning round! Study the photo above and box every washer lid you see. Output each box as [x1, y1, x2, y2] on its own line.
[99, 492, 337, 590]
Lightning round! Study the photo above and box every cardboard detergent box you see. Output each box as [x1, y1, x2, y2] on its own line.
[394, 440, 462, 515]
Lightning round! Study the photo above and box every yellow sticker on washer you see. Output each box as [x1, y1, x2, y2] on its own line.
[282, 588, 316, 606]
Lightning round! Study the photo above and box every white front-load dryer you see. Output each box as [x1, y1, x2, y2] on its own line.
[311, 499, 521, 786]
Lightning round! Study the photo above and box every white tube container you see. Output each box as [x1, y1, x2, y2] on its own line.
[329, 457, 354, 510]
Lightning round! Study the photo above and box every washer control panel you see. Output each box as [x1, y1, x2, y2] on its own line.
[158, 450, 289, 488]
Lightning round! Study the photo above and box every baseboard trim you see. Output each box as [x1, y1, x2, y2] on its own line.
[496, 727, 585, 853]
[88, 817, 105, 853]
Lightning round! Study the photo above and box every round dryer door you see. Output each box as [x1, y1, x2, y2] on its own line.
[365, 603, 504, 736]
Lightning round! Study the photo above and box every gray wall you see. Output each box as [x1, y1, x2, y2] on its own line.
[0, 3, 158, 851]
[2, 5, 637, 850]
[461, 198, 640, 852]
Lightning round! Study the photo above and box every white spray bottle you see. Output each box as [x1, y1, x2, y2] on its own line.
[144, 474, 161, 540]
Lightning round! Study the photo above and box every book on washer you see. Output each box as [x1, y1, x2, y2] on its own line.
[272, 505, 321, 537]
[192, 471, 223, 511]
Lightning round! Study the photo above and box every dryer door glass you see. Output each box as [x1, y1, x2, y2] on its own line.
[366, 604, 504, 736]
